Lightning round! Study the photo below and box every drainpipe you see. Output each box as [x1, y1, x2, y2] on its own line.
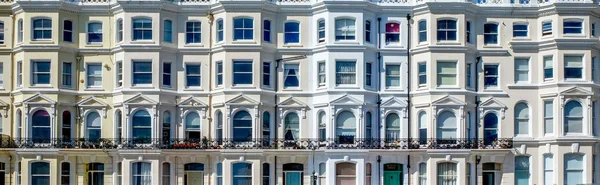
[207, 13, 214, 140]
[406, 14, 412, 140]
[474, 56, 481, 141]
[377, 17, 382, 141]
[377, 155, 381, 185]
[9, 13, 14, 139]
[407, 154, 410, 185]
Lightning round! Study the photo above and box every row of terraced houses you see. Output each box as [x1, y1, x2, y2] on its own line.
[0, 0, 597, 185]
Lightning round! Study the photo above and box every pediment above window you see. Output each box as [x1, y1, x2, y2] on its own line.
[381, 97, 407, 108]
[178, 97, 208, 108]
[123, 94, 159, 105]
[432, 95, 466, 106]
[330, 94, 364, 106]
[19, 93, 56, 105]
[226, 94, 260, 106]
[479, 97, 507, 119]
[278, 97, 308, 108]
[560, 87, 593, 96]
[77, 96, 108, 118]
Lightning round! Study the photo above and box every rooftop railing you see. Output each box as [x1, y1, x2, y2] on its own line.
[5, 0, 594, 5]
[2, 138, 513, 150]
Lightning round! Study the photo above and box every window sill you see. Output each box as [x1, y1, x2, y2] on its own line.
[31, 40, 54, 44]
[543, 78, 554, 82]
[436, 85, 460, 89]
[30, 85, 52, 88]
[0, 44, 6, 47]
[335, 85, 359, 89]
[563, 33, 585, 38]
[436, 41, 460, 45]
[85, 88, 104, 91]
[283, 43, 303, 47]
[334, 41, 359, 45]
[184, 87, 203, 90]
[232, 40, 257, 44]
[131, 40, 155, 44]
[316, 86, 327, 90]
[86, 43, 103, 47]
[482, 45, 502, 49]
[231, 85, 255, 89]
[564, 78, 585, 82]
[541, 35, 554, 39]
[483, 88, 503, 92]
[416, 42, 428, 47]
[184, 43, 204, 47]
[282, 87, 301, 91]
[384, 44, 404, 48]
[131, 85, 154, 89]
[512, 37, 531, 41]
[317, 40, 326, 45]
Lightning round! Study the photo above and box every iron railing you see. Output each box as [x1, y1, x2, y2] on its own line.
[1, 138, 513, 150]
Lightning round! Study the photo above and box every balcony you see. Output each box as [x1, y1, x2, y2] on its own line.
[2, 138, 513, 150]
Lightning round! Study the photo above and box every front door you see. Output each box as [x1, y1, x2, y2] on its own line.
[384, 171, 402, 185]
[186, 172, 204, 185]
[483, 172, 495, 185]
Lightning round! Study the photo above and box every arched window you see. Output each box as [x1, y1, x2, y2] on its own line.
[116, 19, 123, 42]
[184, 163, 204, 185]
[233, 163, 252, 185]
[418, 112, 427, 143]
[16, 110, 21, 138]
[386, 113, 401, 141]
[132, 18, 152, 40]
[436, 111, 457, 139]
[185, 112, 201, 140]
[233, 18, 253, 40]
[31, 162, 50, 185]
[482, 163, 501, 185]
[514, 102, 530, 136]
[61, 162, 70, 185]
[164, 20, 173, 43]
[62, 111, 72, 140]
[564, 101, 583, 134]
[543, 154, 554, 185]
[186, 21, 201, 44]
[437, 19, 457, 41]
[365, 112, 372, 140]
[335, 18, 356, 41]
[283, 163, 303, 185]
[216, 111, 223, 142]
[318, 112, 326, 141]
[437, 162, 457, 185]
[263, 112, 271, 142]
[284, 22, 300, 44]
[87, 163, 104, 185]
[87, 22, 103, 43]
[162, 163, 171, 185]
[484, 113, 499, 145]
[32, 110, 51, 143]
[366, 163, 372, 185]
[115, 110, 122, 140]
[32, 18, 52, 40]
[86, 112, 101, 141]
[63, 20, 73, 42]
[484, 23, 499, 45]
[564, 154, 583, 185]
[263, 163, 270, 185]
[317, 19, 325, 43]
[163, 111, 171, 140]
[216, 19, 223, 42]
[132, 162, 151, 185]
[233, 111, 252, 142]
[385, 22, 400, 44]
[117, 162, 122, 185]
[466, 112, 472, 139]
[418, 163, 427, 185]
[336, 111, 356, 143]
[514, 156, 530, 185]
[132, 110, 152, 142]
[284, 112, 300, 140]
[336, 163, 356, 185]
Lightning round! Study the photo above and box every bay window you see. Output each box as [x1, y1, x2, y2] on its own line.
[335, 61, 356, 85]
[233, 61, 253, 85]
[133, 61, 152, 85]
[33, 18, 52, 40]
[335, 19, 355, 41]
[437, 61, 457, 86]
[233, 18, 253, 40]
[132, 18, 152, 41]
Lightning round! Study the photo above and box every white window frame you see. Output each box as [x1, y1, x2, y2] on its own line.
[132, 17, 153, 41]
[563, 19, 584, 35]
[62, 62, 72, 88]
[86, 63, 103, 89]
[185, 63, 202, 88]
[116, 61, 123, 88]
[0, 63, 4, 89]
[514, 58, 530, 84]
[132, 61, 153, 86]
[317, 19, 325, 43]
[513, 22, 529, 38]
[484, 64, 499, 89]
[284, 21, 300, 44]
[385, 22, 401, 45]
[543, 56, 554, 81]
[185, 21, 201, 44]
[436, 19, 458, 42]
[164, 19, 173, 43]
[514, 102, 531, 137]
[216, 61, 223, 87]
[233, 17, 254, 41]
[162, 62, 172, 88]
[543, 100, 554, 135]
[418, 62, 426, 87]
[263, 20, 271, 43]
[60, 162, 71, 185]
[365, 20, 372, 43]
[17, 19, 23, 43]
[436, 61, 458, 87]
[232, 60, 253, 86]
[283, 63, 300, 89]
[32, 17, 52, 41]
[335, 61, 357, 86]
[564, 55, 584, 80]
[317, 61, 326, 87]
[32, 60, 51, 86]
[216, 19, 223, 43]
[30, 162, 51, 185]
[17, 61, 22, 88]
[543, 154, 554, 185]
[542, 21, 553, 36]
[87, 22, 103, 45]
[62, 20, 73, 43]
[365, 62, 372, 87]
[466, 63, 473, 89]
[418, 20, 427, 43]
[131, 162, 152, 185]
[335, 18, 356, 41]
[483, 23, 499, 45]
[116, 19, 123, 43]
[385, 64, 401, 88]
[263, 62, 271, 87]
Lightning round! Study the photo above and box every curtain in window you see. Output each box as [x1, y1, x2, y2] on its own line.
[336, 111, 356, 138]
[335, 19, 355, 40]
[564, 56, 583, 79]
[514, 103, 529, 136]
[319, 112, 326, 141]
[284, 64, 299, 87]
[437, 62, 456, 86]
[437, 163, 456, 185]
[385, 113, 400, 140]
[86, 112, 101, 141]
[284, 113, 300, 140]
[514, 59, 529, 83]
[386, 65, 401, 87]
[335, 62, 356, 85]
[544, 101, 553, 134]
[564, 101, 583, 134]
[436, 112, 457, 139]
[87, 64, 102, 87]
[132, 162, 152, 185]
[514, 156, 530, 185]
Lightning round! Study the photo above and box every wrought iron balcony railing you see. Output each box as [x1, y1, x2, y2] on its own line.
[2, 138, 513, 150]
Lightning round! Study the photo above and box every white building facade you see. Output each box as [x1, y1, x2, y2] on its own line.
[0, 0, 597, 185]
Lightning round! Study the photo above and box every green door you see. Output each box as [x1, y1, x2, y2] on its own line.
[383, 164, 403, 185]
